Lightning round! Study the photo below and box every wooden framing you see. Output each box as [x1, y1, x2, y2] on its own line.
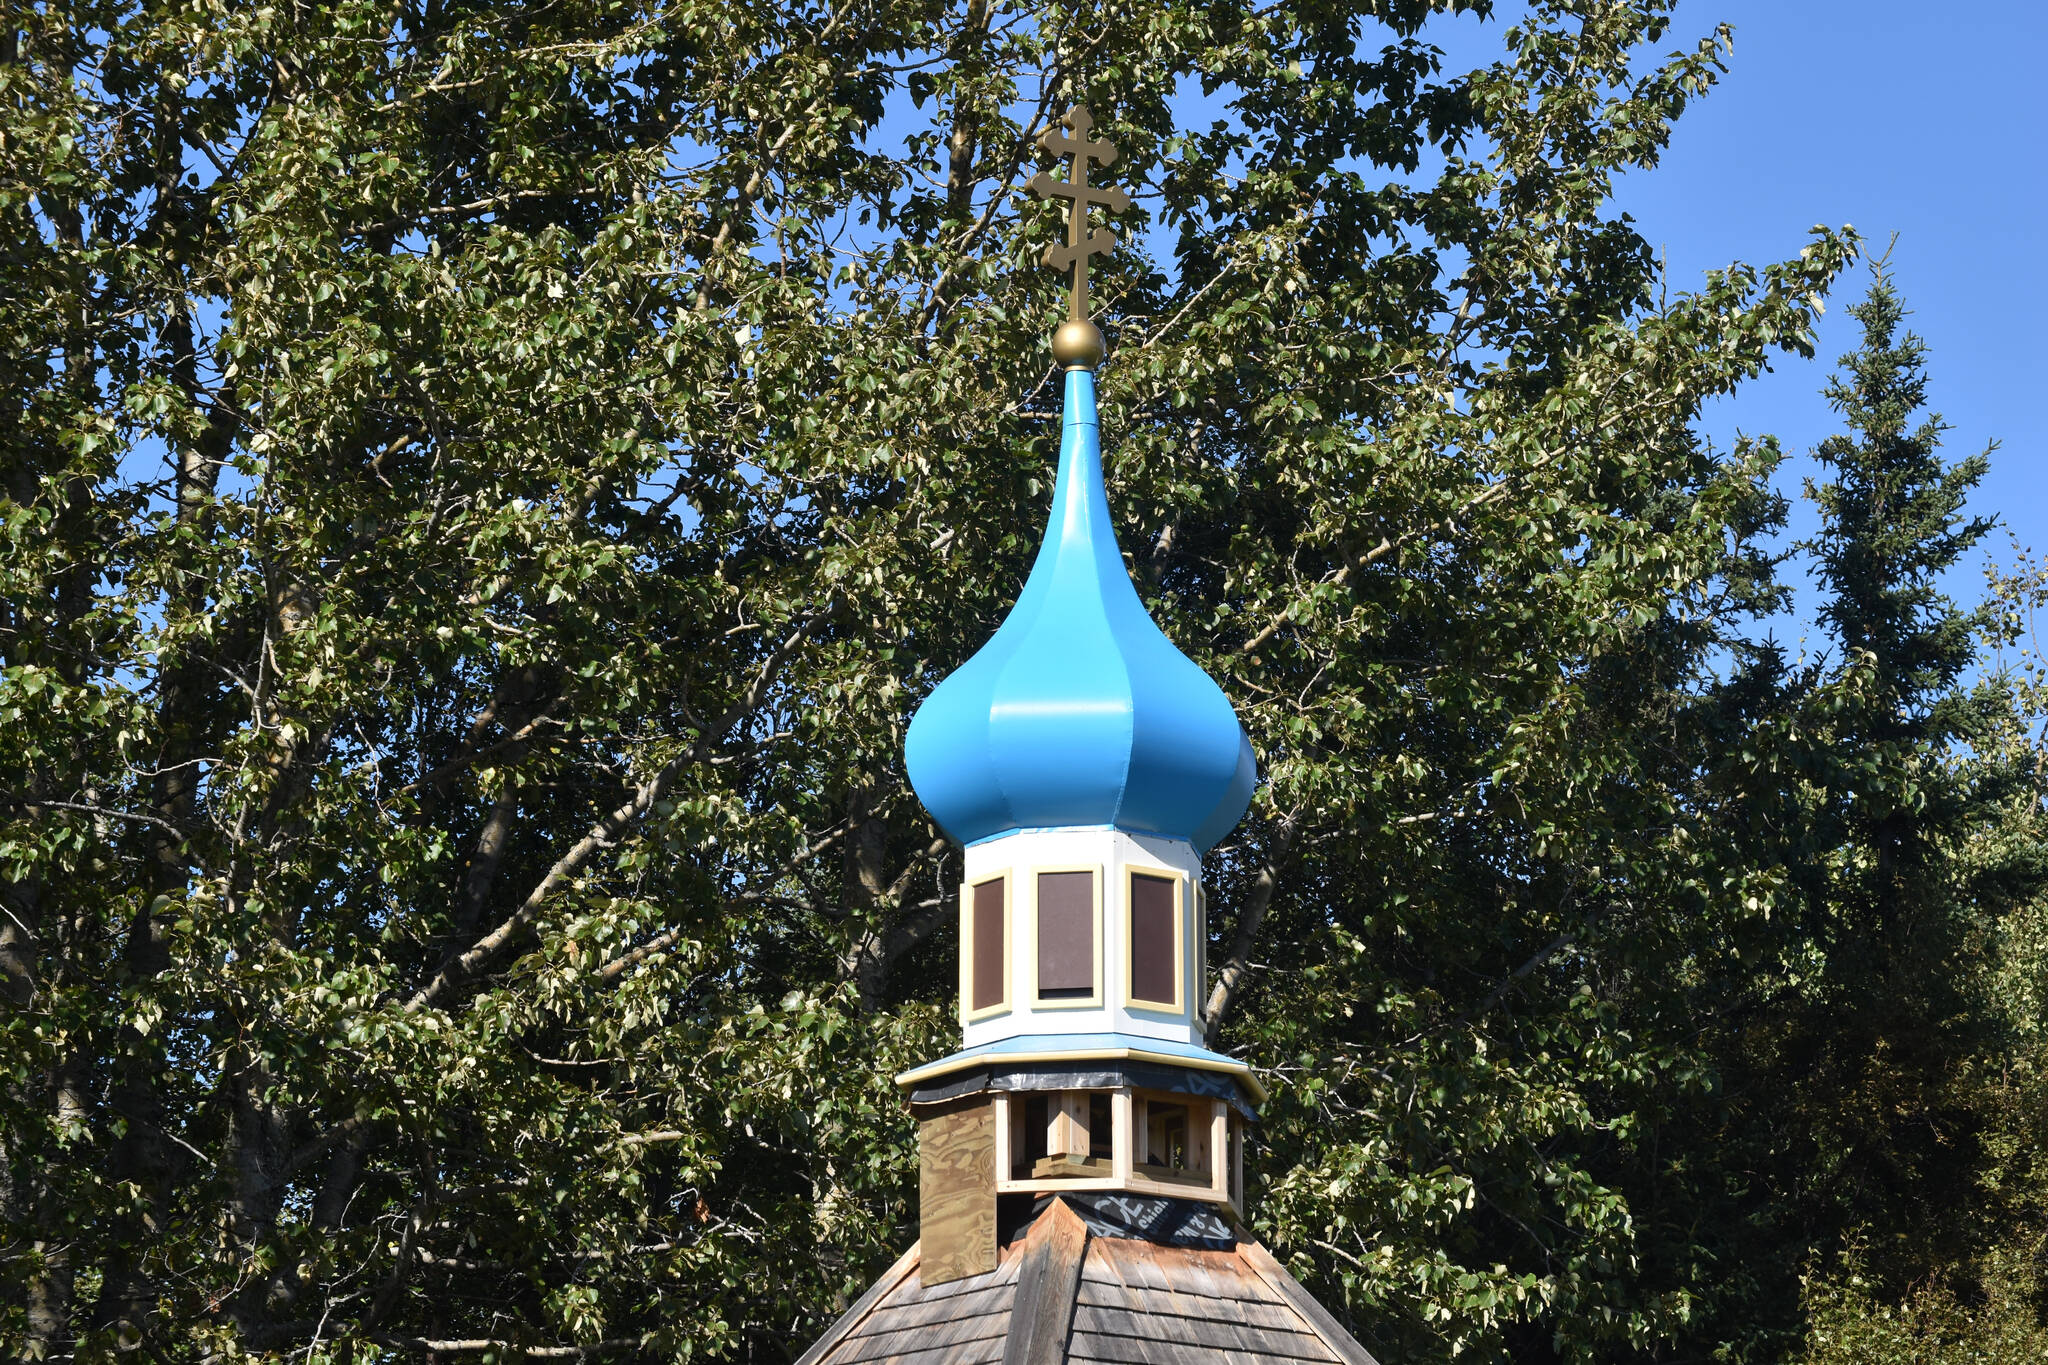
[994, 1090, 1011, 1180]
[1131, 1089, 1206, 1188]
[959, 873, 1012, 1024]
[1049, 1092, 1088, 1157]
[1123, 863, 1187, 1017]
[989, 1085, 1239, 1211]
[1232, 1104, 1244, 1205]
[1025, 864, 1103, 1010]
[1211, 1099, 1231, 1203]
[1110, 1087, 1135, 1186]
[995, 1089, 1124, 1195]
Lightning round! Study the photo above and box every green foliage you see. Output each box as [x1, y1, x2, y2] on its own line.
[2, 1, 2042, 1362]
[1797, 1249, 2048, 1365]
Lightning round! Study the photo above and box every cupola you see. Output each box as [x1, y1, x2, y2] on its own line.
[861, 105, 1278, 1298]
[790, 117, 1385, 1365]
[803, 103, 1377, 1365]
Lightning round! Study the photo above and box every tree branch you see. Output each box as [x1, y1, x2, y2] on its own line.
[406, 607, 827, 1013]
[1201, 816, 1297, 1034]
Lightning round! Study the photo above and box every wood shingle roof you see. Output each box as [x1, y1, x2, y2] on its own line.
[797, 1199, 1380, 1365]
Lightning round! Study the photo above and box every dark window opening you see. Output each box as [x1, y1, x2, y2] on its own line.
[970, 878, 1005, 1012]
[1088, 1093, 1113, 1161]
[1129, 873, 1177, 1006]
[1037, 871, 1094, 998]
[1015, 1093, 1049, 1179]
[1146, 1101, 1190, 1173]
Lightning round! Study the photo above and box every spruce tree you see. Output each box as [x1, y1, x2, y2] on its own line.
[1803, 265, 2000, 1251]
[1710, 266, 2045, 1355]
[1810, 263, 1994, 772]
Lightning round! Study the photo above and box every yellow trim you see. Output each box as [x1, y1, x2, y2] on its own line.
[1026, 864, 1103, 1010]
[893, 1044, 1268, 1104]
[960, 873, 1012, 1024]
[1124, 864, 1187, 1017]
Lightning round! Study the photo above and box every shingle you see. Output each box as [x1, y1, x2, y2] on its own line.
[1074, 1291, 1319, 1337]
[803, 1199, 1379, 1365]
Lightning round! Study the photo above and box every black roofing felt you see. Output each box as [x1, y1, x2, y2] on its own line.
[905, 1059, 1260, 1117]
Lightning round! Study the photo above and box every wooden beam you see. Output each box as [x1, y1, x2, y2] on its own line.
[995, 1175, 1128, 1195]
[1002, 1198, 1089, 1365]
[1232, 1109, 1244, 1212]
[993, 1091, 1012, 1183]
[1110, 1088, 1133, 1185]
[1051, 1092, 1088, 1157]
[1209, 1100, 1230, 1202]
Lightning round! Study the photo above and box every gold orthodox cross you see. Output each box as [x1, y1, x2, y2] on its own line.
[1029, 105, 1129, 325]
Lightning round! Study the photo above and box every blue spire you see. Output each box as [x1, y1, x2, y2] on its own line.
[906, 369, 1256, 852]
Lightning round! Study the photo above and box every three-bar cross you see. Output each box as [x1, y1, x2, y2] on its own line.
[1028, 106, 1129, 323]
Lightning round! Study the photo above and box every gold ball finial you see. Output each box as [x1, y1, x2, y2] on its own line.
[1051, 319, 1104, 369]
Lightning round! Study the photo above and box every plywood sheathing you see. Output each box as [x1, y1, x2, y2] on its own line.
[919, 1098, 998, 1285]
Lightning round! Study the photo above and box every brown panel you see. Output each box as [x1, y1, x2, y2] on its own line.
[919, 1098, 997, 1286]
[1129, 874, 1176, 1006]
[1037, 871, 1094, 996]
[972, 878, 1005, 1011]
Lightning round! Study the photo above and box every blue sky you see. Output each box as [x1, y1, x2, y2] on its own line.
[1594, 0, 2047, 636]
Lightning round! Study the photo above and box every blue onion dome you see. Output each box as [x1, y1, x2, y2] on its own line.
[906, 368, 1256, 853]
